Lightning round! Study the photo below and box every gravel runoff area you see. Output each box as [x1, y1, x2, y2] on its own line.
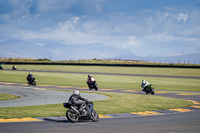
[0, 86, 109, 107]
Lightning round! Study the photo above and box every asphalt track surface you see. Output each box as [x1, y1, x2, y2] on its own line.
[0, 83, 200, 133]
[0, 86, 108, 107]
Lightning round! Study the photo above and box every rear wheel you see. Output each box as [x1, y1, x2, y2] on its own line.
[66, 110, 79, 123]
[90, 109, 99, 122]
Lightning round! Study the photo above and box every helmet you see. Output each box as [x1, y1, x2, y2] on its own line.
[73, 90, 80, 95]
[88, 74, 91, 77]
[142, 80, 146, 84]
[29, 73, 31, 75]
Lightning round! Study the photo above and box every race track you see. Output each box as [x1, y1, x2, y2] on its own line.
[0, 86, 108, 107]
[0, 82, 200, 133]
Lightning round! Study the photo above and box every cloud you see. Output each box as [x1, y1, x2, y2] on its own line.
[122, 36, 142, 48]
[175, 12, 189, 23]
[36, 43, 45, 46]
[149, 33, 175, 42]
[0, 0, 199, 60]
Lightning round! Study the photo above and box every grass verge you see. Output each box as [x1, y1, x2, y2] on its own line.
[0, 91, 193, 119]
[0, 93, 21, 101]
[0, 71, 200, 91]
[2, 64, 200, 77]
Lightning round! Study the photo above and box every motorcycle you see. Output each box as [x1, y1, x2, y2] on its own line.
[27, 80, 37, 86]
[88, 81, 99, 91]
[63, 101, 99, 123]
[12, 66, 17, 70]
[144, 86, 155, 95]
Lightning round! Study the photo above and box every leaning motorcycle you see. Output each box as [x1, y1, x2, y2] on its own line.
[88, 81, 99, 91]
[63, 101, 99, 123]
[27, 80, 37, 86]
[144, 85, 155, 95]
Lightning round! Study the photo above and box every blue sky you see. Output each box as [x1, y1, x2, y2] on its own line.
[0, 0, 200, 60]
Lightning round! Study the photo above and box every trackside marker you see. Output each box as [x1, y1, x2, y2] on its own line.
[123, 90, 139, 92]
[58, 86, 73, 88]
[38, 85, 54, 87]
[1, 83, 16, 85]
[169, 108, 193, 112]
[99, 114, 113, 118]
[177, 93, 198, 96]
[188, 100, 200, 105]
[0, 118, 43, 123]
[130, 111, 163, 115]
[79, 87, 88, 89]
[190, 105, 200, 108]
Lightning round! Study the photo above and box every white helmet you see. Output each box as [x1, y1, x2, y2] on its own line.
[73, 90, 80, 95]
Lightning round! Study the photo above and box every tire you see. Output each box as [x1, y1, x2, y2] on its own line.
[33, 82, 36, 86]
[89, 87, 92, 90]
[66, 110, 79, 123]
[151, 87, 154, 95]
[90, 109, 99, 122]
[94, 84, 98, 91]
[151, 90, 154, 95]
[145, 91, 148, 95]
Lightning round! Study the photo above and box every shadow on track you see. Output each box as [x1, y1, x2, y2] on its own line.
[43, 117, 93, 123]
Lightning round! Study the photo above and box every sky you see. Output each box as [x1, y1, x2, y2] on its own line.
[0, 0, 200, 60]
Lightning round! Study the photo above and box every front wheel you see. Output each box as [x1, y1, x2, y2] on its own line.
[94, 84, 98, 91]
[90, 109, 99, 122]
[151, 90, 154, 95]
[66, 110, 79, 123]
[33, 82, 36, 86]
[151, 87, 155, 95]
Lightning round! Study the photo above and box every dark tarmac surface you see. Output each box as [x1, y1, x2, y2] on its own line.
[1, 110, 200, 133]
[0, 86, 108, 107]
[0, 83, 200, 133]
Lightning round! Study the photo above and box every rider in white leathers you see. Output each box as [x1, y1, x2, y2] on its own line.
[141, 80, 151, 91]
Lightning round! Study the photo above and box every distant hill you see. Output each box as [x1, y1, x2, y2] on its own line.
[0, 39, 51, 59]
[147, 53, 200, 64]
[0, 39, 136, 60]
[0, 39, 199, 64]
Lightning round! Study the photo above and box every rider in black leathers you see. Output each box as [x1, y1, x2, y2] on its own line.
[27, 73, 35, 84]
[68, 90, 88, 113]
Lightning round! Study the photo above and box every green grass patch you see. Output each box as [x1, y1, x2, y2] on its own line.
[92, 92, 193, 114]
[0, 93, 21, 101]
[3, 64, 200, 77]
[0, 91, 193, 119]
[0, 70, 200, 91]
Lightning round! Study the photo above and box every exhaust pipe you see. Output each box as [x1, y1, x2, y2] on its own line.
[71, 106, 80, 115]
